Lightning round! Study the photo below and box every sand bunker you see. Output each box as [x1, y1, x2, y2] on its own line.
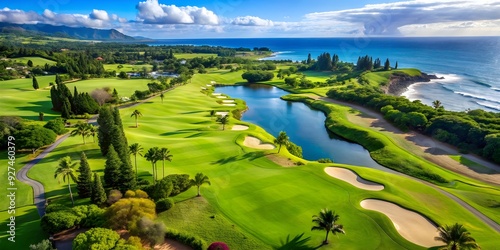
[232, 125, 249, 131]
[216, 96, 227, 99]
[360, 199, 440, 247]
[207, 84, 212, 87]
[324, 168, 384, 191]
[201, 87, 207, 90]
[222, 100, 235, 103]
[210, 81, 216, 84]
[212, 93, 221, 96]
[215, 112, 229, 117]
[243, 136, 275, 150]
[223, 104, 236, 106]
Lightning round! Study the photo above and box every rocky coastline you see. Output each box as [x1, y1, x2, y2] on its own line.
[384, 72, 443, 95]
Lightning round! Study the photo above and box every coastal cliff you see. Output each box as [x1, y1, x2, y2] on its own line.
[384, 72, 442, 95]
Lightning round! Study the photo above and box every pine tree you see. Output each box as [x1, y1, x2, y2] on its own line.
[55, 74, 62, 85]
[32, 75, 39, 90]
[118, 157, 136, 193]
[76, 152, 92, 198]
[50, 85, 61, 111]
[112, 88, 119, 103]
[104, 144, 122, 189]
[61, 97, 71, 119]
[395, 61, 398, 69]
[307, 53, 312, 64]
[112, 107, 124, 133]
[384, 58, 391, 71]
[97, 106, 115, 156]
[110, 125, 129, 163]
[90, 173, 106, 206]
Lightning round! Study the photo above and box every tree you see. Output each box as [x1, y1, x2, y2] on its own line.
[27, 59, 33, 67]
[70, 122, 91, 144]
[90, 173, 106, 206]
[106, 198, 156, 230]
[158, 147, 173, 179]
[191, 173, 210, 197]
[241, 71, 274, 83]
[435, 223, 480, 250]
[433, 100, 444, 110]
[144, 147, 160, 183]
[210, 110, 216, 119]
[32, 75, 39, 90]
[54, 156, 78, 206]
[73, 227, 121, 250]
[44, 118, 67, 135]
[39, 112, 44, 121]
[97, 106, 115, 155]
[217, 115, 229, 130]
[88, 124, 97, 143]
[160, 92, 165, 104]
[307, 53, 312, 64]
[129, 143, 144, 180]
[395, 61, 398, 69]
[274, 131, 289, 153]
[61, 97, 71, 119]
[104, 145, 122, 189]
[76, 152, 92, 198]
[276, 233, 315, 250]
[311, 208, 345, 245]
[131, 109, 142, 128]
[384, 58, 391, 71]
[40, 211, 78, 234]
[29, 239, 56, 250]
[15, 125, 56, 154]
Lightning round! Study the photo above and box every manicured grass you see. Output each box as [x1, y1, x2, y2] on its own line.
[103, 64, 153, 72]
[0, 77, 150, 119]
[302, 71, 333, 82]
[0, 205, 46, 249]
[174, 53, 218, 59]
[10, 57, 56, 67]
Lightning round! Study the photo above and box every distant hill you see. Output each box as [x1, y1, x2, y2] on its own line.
[0, 22, 135, 41]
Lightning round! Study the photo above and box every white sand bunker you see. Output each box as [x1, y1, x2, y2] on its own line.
[232, 125, 249, 131]
[212, 93, 221, 96]
[201, 87, 207, 90]
[243, 136, 275, 150]
[216, 96, 227, 99]
[324, 167, 384, 191]
[207, 84, 212, 87]
[216, 112, 228, 117]
[210, 81, 216, 84]
[360, 199, 440, 248]
[223, 104, 236, 106]
[222, 100, 235, 103]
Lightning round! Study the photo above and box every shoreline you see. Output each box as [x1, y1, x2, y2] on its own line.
[384, 72, 443, 96]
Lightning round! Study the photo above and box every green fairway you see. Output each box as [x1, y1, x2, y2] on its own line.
[103, 64, 152, 72]
[0, 77, 150, 119]
[2, 69, 499, 249]
[174, 53, 217, 59]
[362, 68, 422, 87]
[10, 57, 56, 66]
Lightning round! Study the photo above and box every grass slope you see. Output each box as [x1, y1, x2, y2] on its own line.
[10, 57, 56, 66]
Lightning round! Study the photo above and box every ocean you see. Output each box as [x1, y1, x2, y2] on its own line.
[148, 37, 500, 112]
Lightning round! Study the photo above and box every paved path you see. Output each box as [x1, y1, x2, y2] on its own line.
[16, 134, 70, 217]
[316, 96, 500, 233]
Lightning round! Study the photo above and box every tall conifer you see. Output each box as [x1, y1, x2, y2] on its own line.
[90, 173, 106, 206]
[32, 75, 39, 90]
[97, 106, 115, 156]
[76, 152, 92, 198]
[104, 144, 121, 189]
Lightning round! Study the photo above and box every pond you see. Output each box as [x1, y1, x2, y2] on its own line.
[216, 84, 387, 170]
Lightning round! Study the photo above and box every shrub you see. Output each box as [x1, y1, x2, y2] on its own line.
[208, 242, 230, 250]
[40, 211, 78, 234]
[45, 204, 70, 214]
[29, 239, 55, 250]
[73, 228, 120, 250]
[43, 118, 67, 135]
[241, 70, 274, 83]
[156, 198, 174, 213]
[165, 229, 207, 250]
[318, 158, 333, 163]
[164, 174, 192, 196]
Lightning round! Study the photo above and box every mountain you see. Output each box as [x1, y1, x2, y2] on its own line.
[0, 22, 134, 40]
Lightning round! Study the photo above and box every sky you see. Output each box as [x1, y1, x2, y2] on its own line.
[1, 0, 500, 38]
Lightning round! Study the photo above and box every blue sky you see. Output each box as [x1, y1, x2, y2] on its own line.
[1, 0, 500, 38]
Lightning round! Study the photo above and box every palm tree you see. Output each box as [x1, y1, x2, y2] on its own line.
[160, 92, 165, 104]
[54, 156, 78, 206]
[144, 147, 160, 184]
[274, 131, 289, 153]
[311, 208, 345, 245]
[88, 124, 97, 143]
[131, 109, 142, 128]
[70, 122, 91, 144]
[129, 143, 144, 180]
[435, 223, 480, 250]
[276, 233, 315, 250]
[432, 100, 443, 110]
[217, 115, 229, 130]
[158, 147, 173, 179]
[191, 173, 211, 197]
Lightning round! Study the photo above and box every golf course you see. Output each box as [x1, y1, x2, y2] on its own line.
[1, 64, 499, 249]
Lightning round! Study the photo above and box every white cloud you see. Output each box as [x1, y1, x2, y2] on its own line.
[136, 0, 219, 25]
[90, 9, 110, 21]
[305, 0, 500, 35]
[0, 8, 41, 24]
[231, 16, 274, 26]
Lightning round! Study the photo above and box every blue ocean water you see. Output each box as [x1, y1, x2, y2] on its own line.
[149, 37, 500, 112]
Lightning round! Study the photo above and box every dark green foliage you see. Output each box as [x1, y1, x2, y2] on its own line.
[14, 125, 56, 153]
[45, 204, 70, 214]
[145, 178, 173, 201]
[318, 158, 333, 163]
[241, 70, 274, 82]
[61, 97, 71, 119]
[73, 228, 121, 250]
[484, 134, 500, 163]
[104, 145, 122, 189]
[155, 198, 174, 213]
[40, 211, 78, 234]
[315, 52, 335, 71]
[165, 229, 207, 250]
[43, 118, 67, 135]
[164, 174, 192, 196]
[76, 152, 92, 198]
[32, 75, 39, 89]
[356, 55, 373, 71]
[29, 239, 56, 250]
[39, 112, 44, 121]
[70, 204, 105, 228]
[306, 53, 312, 64]
[97, 106, 115, 156]
[384, 58, 391, 71]
[286, 142, 303, 158]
